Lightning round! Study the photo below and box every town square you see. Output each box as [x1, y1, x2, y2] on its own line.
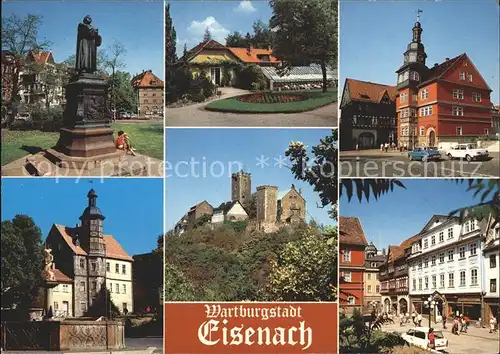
[165, 0, 338, 127]
[1, 179, 164, 353]
[1, 1, 164, 177]
[339, 1, 500, 178]
[339, 179, 500, 354]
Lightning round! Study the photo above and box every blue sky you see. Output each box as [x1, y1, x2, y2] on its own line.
[2, 1, 164, 79]
[340, 1, 500, 104]
[340, 180, 490, 251]
[1, 178, 163, 256]
[165, 128, 335, 230]
[169, 0, 273, 57]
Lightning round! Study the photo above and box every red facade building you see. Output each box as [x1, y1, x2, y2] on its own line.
[396, 20, 492, 149]
[339, 216, 368, 315]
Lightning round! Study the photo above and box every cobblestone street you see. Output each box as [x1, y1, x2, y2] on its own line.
[381, 321, 500, 354]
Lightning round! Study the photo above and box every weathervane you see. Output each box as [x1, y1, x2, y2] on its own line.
[417, 9, 423, 22]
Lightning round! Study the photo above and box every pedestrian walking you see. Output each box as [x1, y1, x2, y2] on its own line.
[356, 143, 359, 151]
[400, 313, 405, 326]
[384, 142, 389, 152]
[417, 313, 422, 327]
[490, 316, 497, 333]
[380, 143, 384, 152]
[442, 314, 447, 329]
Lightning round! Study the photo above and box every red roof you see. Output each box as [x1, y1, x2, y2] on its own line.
[388, 245, 405, 261]
[339, 216, 368, 246]
[399, 234, 420, 249]
[52, 268, 73, 283]
[27, 50, 54, 64]
[419, 53, 465, 87]
[227, 47, 280, 64]
[54, 224, 133, 262]
[344, 78, 397, 104]
[131, 70, 164, 88]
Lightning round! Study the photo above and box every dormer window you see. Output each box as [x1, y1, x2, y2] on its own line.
[410, 71, 420, 81]
[257, 54, 270, 61]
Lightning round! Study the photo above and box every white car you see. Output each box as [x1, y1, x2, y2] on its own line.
[446, 143, 489, 162]
[401, 327, 448, 352]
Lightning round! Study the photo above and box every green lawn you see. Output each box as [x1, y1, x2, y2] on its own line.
[1, 122, 164, 166]
[205, 89, 337, 113]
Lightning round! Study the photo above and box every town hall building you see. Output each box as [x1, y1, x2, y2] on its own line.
[45, 189, 134, 317]
[395, 18, 493, 150]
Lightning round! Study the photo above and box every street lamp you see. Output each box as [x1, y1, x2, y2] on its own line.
[424, 296, 436, 329]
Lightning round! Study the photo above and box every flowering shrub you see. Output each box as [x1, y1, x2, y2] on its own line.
[236, 92, 307, 104]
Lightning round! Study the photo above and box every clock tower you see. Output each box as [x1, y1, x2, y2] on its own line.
[396, 11, 429, 149]
[79, 188, 106, 305]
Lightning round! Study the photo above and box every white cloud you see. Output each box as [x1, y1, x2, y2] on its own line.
[187, 16, 230, 44]
[234, 0, 256, 13]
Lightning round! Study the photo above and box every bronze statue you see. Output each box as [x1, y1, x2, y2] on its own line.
[76, 15, 102, 74]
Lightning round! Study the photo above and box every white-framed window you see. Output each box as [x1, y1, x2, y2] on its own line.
[448, 228, 453, 239]
[122, 264, 126, 275]
[343, 271, 352, 282]
[420, 126, 425, 136]
[418, 261, 422, 269]
[471, 269, 478, 285]
[106, 262, 110, 271]
[431, 235, 436, 245]
[431, 255, 436, 266]
[472, 92, 481, 102]
[81, 302, 87, 313]
[425, 276, 429, 289]
[491, 255, 497, 268]
[459, 246, 466, 259]
[420, 106, 433, 116]
[115, 264, 119, 273]
[343, 250, 351, 262]
[452, 106, 464, 116]
[485, 128, 490, 135]
[367, 273, 372, 280]
[468, 73, 473, 82]
[412, 279, 416, 290]
[420, 89, 429, 99]
[459, 72, 466, 80]
[470, 242, 477, 256]
[347, 296, 355, 305]
[80, 258, 85, 269]
[400, 92, 408, 103]
[423, 239, 428, 248]
[80, 281, 85, 292]
[459, 270, 466, 287]
[122, 284, 126, 294]
[115, 284, 120, 294]
[368, 285, 372, 293]
[401, 108, 410, 118]
[418, 278, 422, 290]
[440, 274, 445, 288]
[410, 71, 420, 81]
[449, 273, 454, 287]
[453, 89, 464, 99]
[432, 275, 437, 289]
[456, 126, 463, 136]
[424, 258, 429, 267]
[448, 249, 454, 261]
[439, 231, 444, 242]
[54, 301, 59, 310]
[439, 252, 445, 263]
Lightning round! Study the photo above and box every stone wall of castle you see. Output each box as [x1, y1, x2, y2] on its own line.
[279, 188, 306, 222]
[256, 185, 278, 223]
[231, 171, 251, 205]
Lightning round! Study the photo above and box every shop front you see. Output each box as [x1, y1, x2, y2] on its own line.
[446, 294, 482, 320]
[484, 298, 499, 323]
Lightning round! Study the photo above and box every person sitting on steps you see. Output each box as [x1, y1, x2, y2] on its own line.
[116, 130, 136, 156]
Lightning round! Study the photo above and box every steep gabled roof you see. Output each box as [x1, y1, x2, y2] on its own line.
[419, 54, 464, 87]
[27, 50, 54, 65]
[400, 234, 421, 249]
[183, 39, 229, 62]
[419, 215, 458, 235]
[214, 200, 247, 215]
[277, 185, 306, 202]
[51, 268, 73, 283]
[341, 78, 397, 107]
[388, 245, 405, 262]
[189, 200, 212, 212]
[339, 216, 368, 246]
[52, 224, 133, 262]
[131, 70, 164, 88]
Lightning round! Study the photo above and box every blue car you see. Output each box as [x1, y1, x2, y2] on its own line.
[408, 147, 441, 161]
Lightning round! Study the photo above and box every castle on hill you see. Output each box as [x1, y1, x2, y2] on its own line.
[174, 170, 306, 234]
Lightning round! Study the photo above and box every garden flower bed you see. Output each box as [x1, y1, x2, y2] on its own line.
[236, 92, 307, 104]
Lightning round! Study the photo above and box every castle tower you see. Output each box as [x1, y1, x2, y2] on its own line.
[256, 185, 278, 223]
[231, 170, 251, 204]
[77, 189, 106, 313]
[396, 10, 429, 150]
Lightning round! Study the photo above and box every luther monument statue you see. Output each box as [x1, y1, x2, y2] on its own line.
[76, 15, 102, 74]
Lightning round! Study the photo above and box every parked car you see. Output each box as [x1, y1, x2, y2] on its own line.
[408, 147, 442, 161]
[401, 327, 448, 352]
[446, 143, 489, 162]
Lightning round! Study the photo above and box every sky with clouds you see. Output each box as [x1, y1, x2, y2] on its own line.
[169, 0, 272, 57]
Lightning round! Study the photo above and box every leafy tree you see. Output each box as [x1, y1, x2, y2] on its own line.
[107, 71, 137, 113]
[164, 262, 197, 301]
[251, 20, 273, 49]
[203, 27, 212, 42]
[183, 43, 188, 58]
[102, 40, 127, 116]
[165, 4, 177, 64]
[24, 60, 70, 109]
[267, 232, 337, 301]
[243, 193, 257, 219]
[1, 13, 51, 125]
[226, 31, 247, 47]
[85, 284, 120, 318]
[270, 0, 337, 92]
[1, 215, 44, 313]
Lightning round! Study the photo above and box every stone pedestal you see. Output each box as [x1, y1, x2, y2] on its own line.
[53, 73, 117, 160]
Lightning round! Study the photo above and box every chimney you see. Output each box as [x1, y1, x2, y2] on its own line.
[445, 57, 450, 61]
[247, 44, 253, 55]
[382, 248, 386, 255]
[433, 63, 438, 67]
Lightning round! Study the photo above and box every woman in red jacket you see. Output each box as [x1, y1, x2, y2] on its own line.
[116, 130, 136, 156]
